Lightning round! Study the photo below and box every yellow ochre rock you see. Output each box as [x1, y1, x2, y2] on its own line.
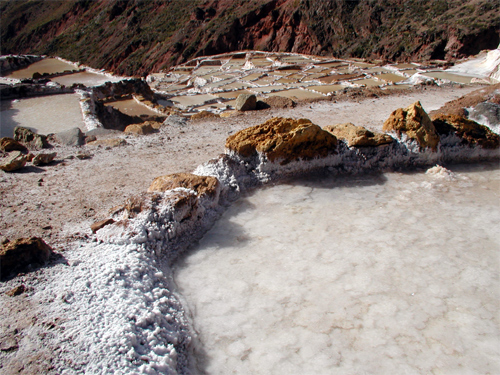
[324, 123, 394, 147]
[383, 101, 439, 150]
[148, 172, 220, 198]
[225, 117, 337, 163]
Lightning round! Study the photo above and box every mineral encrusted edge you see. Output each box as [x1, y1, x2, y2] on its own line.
[79, 134, 500, 375]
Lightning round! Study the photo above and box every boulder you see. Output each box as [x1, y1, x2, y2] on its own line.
[431, 114, 499, 149]
[32, 152, 57, 166]
[54, 127, 85, 146]
[90, 218, 115, 233]
[163, 114, 188, 127]
[0, 137, 27, 152]
[225, 117, 337, 163]
[0, 151, 27, 172]
[383, 101, 440, 150]
[86, 138, 127, 148]
[235, 94, 257, 111]
[324, 123, 394, 147]
[85, 128, 122, 137]
[148, 172, 220, 198]
[191, 111, 220, 121]
[261, 96, 296, 109]
[0, 237, 52, 280]
[124, 123, 155, 135]
[13, 126, 50, 149]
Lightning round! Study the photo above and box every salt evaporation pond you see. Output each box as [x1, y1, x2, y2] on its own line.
[0, 93, 84, 137]
[175, 163, 500, 374]
[4, 58, 77, 78]
[51, 71, 123, 87]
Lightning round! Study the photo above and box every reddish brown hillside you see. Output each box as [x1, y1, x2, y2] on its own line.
[1, 0, 499, 76]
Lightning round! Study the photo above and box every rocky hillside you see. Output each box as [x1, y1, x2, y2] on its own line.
[1, 0, 499, 76]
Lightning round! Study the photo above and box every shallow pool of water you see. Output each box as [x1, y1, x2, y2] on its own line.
[4, 58, 78, 79]
[175, 164, 500, 375]
[0, 94, 85, 137]
[105, 99, 160, 117]
[51, 72, 122, 87]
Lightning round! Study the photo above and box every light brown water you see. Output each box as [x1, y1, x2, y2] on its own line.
[5, 58, 78, 79]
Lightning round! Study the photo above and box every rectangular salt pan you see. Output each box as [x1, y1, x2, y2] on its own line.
[5, 58, 78, 79]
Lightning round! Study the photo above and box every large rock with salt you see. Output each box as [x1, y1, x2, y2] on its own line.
[0, 137, 27, 152]
[0, 151, 27, 172]
[225, 117, 337, 163]
[0, 237, 52, 280]
[13, 126, 50, 149]
[148, 172, 220, 199]
[432, 114, 499, 149]
[383, 101, 440, 150]
[235, 94, 257, 111]
[324, 123, 394, 147]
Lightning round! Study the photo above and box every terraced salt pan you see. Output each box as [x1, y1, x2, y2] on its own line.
[215, 90, 252, 99]
[307, 84, 344, 94]
[170, 94, 217, 108]
[104, 99, 161, 117]
[175, 164, 500, 375]
[422, 72, 475, 84]
[4, 58, 78, 78]
[51, 71, 122, 87]
[354, 77, 384, 87]
[0, 93, 84, 137]
[376, 73, 407, 83]
[266, 88, 325, 100]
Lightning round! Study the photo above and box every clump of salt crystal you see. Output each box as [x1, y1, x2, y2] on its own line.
[425, 165, 456, 180]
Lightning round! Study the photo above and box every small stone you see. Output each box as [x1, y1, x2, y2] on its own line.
[6, 284, 26, 297]
[235, 94, 257, 111]
[86, 138, 127, 148]
[124, 123, 155, 135]
[191, 111, 220, 121]
[0, 237, 52, 280]
[0, 151, 27, 172]
[0, 137, 27, 152]
[32, 152, 57, 166]
[90, 218, 115, 233]
[76, 153, 92, 160]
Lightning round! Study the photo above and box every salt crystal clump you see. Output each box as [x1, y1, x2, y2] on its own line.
[425, 165, 456, 180]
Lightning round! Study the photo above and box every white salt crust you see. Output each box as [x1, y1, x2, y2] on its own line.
[43, 135, 498, 374]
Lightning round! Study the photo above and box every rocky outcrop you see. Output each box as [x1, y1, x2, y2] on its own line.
[124, 123, 155, 135]
[432, 114, 500, 149]
[32, 152, 57, 166]
[148, 173, 220, 199]
[0, 237, 52, 280]
[383, 101, 440, 150]
[0, 137, 27, 153]
[235, 94, 257, 111]
[0, 151, 27, 172]
[324, 123, 394, 147]
[13, 127, 50, 149]
[225, 117, 337, 163]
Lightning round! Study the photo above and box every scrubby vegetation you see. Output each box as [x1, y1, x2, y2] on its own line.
[1, 0, 499, 76]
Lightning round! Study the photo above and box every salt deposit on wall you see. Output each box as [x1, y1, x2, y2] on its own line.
[447, 46, 500, 82]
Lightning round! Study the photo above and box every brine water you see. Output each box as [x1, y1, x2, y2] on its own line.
[174, 163, 500, 375]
